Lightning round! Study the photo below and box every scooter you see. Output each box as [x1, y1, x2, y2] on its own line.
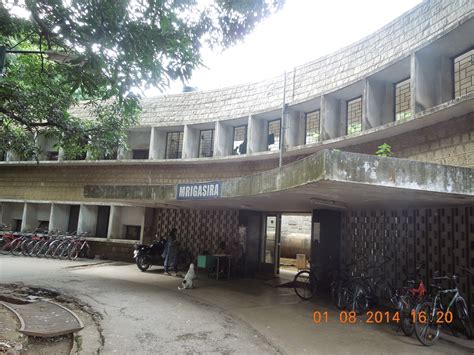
[133, 237, 166, 272]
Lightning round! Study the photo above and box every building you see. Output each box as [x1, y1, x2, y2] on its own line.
[1, 0, 473, 307]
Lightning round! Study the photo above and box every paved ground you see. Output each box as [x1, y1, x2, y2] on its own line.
[0, 255, 472, 354]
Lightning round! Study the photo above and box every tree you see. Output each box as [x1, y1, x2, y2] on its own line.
[0, 0, 284, 160]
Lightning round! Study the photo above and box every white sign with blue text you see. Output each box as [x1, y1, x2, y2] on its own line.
[176, 182, 221, 200]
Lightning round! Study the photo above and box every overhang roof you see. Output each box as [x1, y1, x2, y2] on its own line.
[84, 150, 474, 212]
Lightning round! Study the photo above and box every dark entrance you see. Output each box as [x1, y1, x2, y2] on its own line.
[67, 205, 80, 233]
[312, 209, 342, 291]
[96, 206, 110, 238]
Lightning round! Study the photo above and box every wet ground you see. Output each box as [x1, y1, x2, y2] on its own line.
[0, 255, 472, 354]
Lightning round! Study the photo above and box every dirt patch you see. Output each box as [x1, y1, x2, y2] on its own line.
[0, 283, 103, 355]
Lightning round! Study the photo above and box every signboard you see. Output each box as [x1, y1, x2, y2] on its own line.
[176, 181, 221, 200]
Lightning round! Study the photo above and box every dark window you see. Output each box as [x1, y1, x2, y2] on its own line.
[68, 205, 80, 233]
[132, 149, 149, 159]
[165, 132, 184, 159]
[199, 129, 214, 158]
[232, 125, 247, 155]
[394, 79, 411, 121]
[267, 119, 281, 151]
[124, 225, 141, 240]
[13, 219, 22, 232]
[46, 151, 59, 161]
[305, 110, 320, 144]
[454, 49, 474, 98]
[346, 97, 362, 135]
[96, 206, 110, 238]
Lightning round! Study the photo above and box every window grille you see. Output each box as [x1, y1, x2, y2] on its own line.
[395, 79, 411, 121]
[346, 97, 362, 135]
[268, 119, 281, 151]
[454, 49, 474, 98]
[232, 125, 247, 155]
[199, 129, 214, 158]
[305, 110, 320, 144]
[165, 132, 184, 159]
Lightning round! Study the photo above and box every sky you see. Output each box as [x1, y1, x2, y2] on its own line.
[149, 0, 422, 96]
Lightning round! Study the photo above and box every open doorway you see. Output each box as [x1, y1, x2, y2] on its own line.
[279, 213, 312, 279]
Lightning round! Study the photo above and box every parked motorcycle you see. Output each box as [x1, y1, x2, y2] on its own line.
[133, 237, 193, 272]
[133, 237, 166, 272]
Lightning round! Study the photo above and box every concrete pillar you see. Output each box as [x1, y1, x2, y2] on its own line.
[366, 79, 395, 128]
[320, 95, 341, 140]
[214, 121, 233, 157]
[77, 205, 98, 236]
[149, 127, 167, 160]
[248, 115, 266, 153]
[21, 203, 36, 232]
[183, 125, 199, 159]
[50, 204, 70, 232]
[285, 110, 305, 148]
[414, 52, 453, 113]
[107, 205, 121, 239]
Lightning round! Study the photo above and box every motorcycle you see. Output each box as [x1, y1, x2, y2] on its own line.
[133, 237, 166, 272]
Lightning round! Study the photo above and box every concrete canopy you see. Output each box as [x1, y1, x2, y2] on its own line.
[84, 150, 474, 212]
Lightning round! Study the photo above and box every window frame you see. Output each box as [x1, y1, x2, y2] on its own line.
[393, 77, 411, 122]
[304, 110, 321, 145]
[267, 118, 281, 151]
[232, 125, 248, 155]
[346, 96, 363, 135]
[198, 129, 215, 158]
[164, 131, 184, 160]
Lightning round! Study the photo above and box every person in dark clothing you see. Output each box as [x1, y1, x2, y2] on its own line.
[162, 228, 178, 275]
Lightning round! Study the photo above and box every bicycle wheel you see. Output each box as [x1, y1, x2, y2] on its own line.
[59, 242, 72, 260]
[454, 298, 473, 339]
[53, 241, 69, 259]
[399, 295, 415, 336]
[293, 270, 316, 300]
[45, 240, 60, 258]
[68, 245, 80, 261]
[414, 301, 440, 346]
[11, 239, 24, 256]
[347, 281, 369, 315]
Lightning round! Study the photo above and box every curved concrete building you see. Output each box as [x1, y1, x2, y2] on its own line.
[1, 0, 474, 307]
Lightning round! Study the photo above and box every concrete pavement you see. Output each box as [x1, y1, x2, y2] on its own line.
[0, 255, 471, 354]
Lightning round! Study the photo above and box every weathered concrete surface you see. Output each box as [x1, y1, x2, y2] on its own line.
[0, 255, 472, 355]
[84, 150, 474, 209]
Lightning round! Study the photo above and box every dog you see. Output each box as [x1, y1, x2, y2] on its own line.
[178, 263, 196, 290]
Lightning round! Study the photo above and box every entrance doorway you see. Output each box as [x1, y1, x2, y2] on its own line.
[259, 213, 312, 278]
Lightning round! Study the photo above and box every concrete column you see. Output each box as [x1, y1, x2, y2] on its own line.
[77, 205, 98, 236]
[183, 125, 199, 159]
[107, 205, 121, 239]
[21, 203, 36, 232]
[214, 121, 233, 157]
[285, 109, 305, 148]
[366, 79, 395, 128]
[49, 204, 70, 232]
[248, 115, 266, 153]
[149, 127, 167, 160]
[320, 95, 341, 140]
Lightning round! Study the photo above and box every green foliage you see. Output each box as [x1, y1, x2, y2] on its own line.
[347, 122, 362, 135]
[0, 0, 284, 160]
[376, 143, 393, 157]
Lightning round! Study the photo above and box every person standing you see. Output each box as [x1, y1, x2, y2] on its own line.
[162, 228, 178, 275]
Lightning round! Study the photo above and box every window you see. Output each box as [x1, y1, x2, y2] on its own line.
[165, 132, 184, 159]
[394, 79, 411, 121]
[346, 97, 362, 135]
[267, 119, 281, 151]
[454, 49, 474, 98]
[199, 129, 214, 158]
[124, 225, 141, 240]
[13, 219, 22, 232]
[46, 151, 59, 161]
[132, 149, 149, 159]
[232, 125, 247, 155]
[305, 110, 320, 144]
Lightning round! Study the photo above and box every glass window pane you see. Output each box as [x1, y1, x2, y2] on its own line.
[232, 125, 247, 155]
[347, 97, 362, 135]
[454, 49, 474, 98]
[199, 129, 214, 158]
[305, 110, 320, 144]
[395, 79, 411, 121]
[165, 132, 184, 159]
[268, 119, 281, 151]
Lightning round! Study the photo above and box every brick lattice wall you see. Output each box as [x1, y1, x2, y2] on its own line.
[341, 206, 474, 314]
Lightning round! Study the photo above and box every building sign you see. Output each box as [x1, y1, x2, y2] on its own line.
[176, 181, 221, 200]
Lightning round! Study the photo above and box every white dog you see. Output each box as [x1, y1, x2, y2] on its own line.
[178, 263, 196, 290]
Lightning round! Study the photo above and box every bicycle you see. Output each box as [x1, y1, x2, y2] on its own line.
[414, 268, 473, 346]
[293, 267, 318, 300]
[68, 237, 93, 260]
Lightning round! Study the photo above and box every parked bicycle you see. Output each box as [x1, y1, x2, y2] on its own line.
[414, 268, 473, 346]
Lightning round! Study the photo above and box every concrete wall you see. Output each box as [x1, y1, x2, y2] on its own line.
[0, 202, 24, 228]
[78, 205, 98, 236]
[50, 204, 71, 232]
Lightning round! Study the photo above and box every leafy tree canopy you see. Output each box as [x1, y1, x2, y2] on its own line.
[0, 0, 283, 160]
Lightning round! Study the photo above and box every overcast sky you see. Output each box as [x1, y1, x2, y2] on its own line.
[149, 0, 422, 96]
